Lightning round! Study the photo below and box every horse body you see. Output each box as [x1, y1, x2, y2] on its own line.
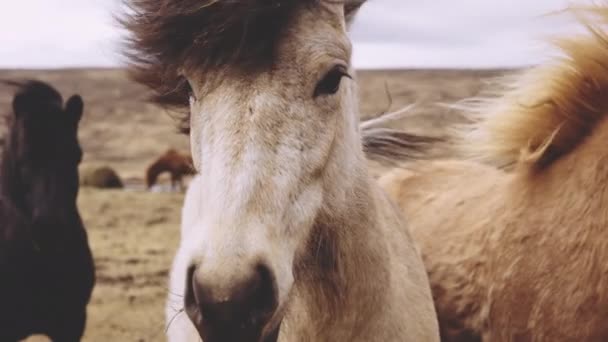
[380, 5, 608, 341]
[381, 142, 608, 341]
[122, 1, 439, 341]
[0, 81, 95, 341]
[1, 213, 94, 341]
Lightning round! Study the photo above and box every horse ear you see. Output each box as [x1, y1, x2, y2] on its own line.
[65, 94, 84, 124]
[345, 1, 366, 28]
[12, 93, 27, 118]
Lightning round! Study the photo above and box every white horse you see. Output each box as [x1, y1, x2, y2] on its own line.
[121, 1, 440, 341]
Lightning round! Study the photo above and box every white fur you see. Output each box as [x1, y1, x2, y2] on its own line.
[166, 175, 203, 341]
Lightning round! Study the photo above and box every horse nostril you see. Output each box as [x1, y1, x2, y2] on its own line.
[184, 264, 198, 320]
[187, 263, 278, 340]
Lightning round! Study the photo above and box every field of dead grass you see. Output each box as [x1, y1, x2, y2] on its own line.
[0, 67, 514, 341]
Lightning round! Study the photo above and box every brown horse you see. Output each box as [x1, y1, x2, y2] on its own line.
[145, 148, 195, 191]
[0, 80, 95, 341]
[379, 5, 608, 341]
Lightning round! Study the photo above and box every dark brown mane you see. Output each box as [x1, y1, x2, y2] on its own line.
[119, 0, 364, 132]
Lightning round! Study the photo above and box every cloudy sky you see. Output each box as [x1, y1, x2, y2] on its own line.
[0, 0, 584, 69]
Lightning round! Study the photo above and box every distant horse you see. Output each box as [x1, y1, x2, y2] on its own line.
[0, 80, 95, 341]
[379, 5, 608, 341]
[122, 0, 440, 341]
[81, 166, 124, 189]
[145, 148, 195, 191]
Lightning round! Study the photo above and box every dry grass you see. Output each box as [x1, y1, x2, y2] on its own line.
[78, 188, 184, 341]
[1, 67, 515, 341]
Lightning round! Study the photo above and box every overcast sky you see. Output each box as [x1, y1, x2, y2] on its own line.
[0, 0, 584, 69]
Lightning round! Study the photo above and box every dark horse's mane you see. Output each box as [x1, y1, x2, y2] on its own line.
[0, 80, 95, 341]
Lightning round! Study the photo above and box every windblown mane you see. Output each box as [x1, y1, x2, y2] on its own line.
[454, 4, 608, 170]
[360, 107, 444, 165]
[120, 0, 364, 119]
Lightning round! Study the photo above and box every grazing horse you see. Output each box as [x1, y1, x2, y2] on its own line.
[0, 80, 95, 341]
[122, 1, 440, 341]
[379, 5, 608, 341]
[146, 148, 195, 191]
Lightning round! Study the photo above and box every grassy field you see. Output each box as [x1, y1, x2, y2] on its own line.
[0, 67, 515, 341]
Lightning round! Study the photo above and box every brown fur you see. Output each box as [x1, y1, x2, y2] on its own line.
[0, 80, 95, 341]
[145, 148, 195, 190]
[378, 4, 608, 341]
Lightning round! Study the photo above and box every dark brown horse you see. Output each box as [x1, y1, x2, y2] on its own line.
[0, 80, 95, 341]
[145, 148, 195, 191]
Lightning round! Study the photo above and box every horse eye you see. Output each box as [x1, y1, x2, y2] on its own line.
[314, 65, 350, 98]
[184, 78, 196, 103]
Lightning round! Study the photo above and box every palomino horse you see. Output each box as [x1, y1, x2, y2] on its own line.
[146, 148, 195, 191]
[379, 5, 608, 341]
[0, 80, 95, 341]
[122, 1, 440, 341]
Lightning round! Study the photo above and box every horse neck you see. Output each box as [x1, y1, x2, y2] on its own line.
[288, 168, 393, 338]
[522, 116, 608, 231]
[0, 133, 79, 226]
[146, 159, 166, 186]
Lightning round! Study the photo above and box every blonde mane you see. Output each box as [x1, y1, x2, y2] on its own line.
[457, 4, 608, 169]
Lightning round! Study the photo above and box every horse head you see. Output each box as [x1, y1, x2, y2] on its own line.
[2, 80, 83, 227]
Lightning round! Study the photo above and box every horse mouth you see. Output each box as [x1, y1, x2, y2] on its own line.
[209, 325, 280, 342]
[189, 315, 282, 342]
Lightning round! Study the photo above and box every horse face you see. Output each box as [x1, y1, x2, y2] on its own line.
[12, 89, 83, 222]
[179, 3, 362, 341]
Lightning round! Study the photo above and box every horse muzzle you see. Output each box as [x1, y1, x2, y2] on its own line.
[185, 262, 280, 342]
